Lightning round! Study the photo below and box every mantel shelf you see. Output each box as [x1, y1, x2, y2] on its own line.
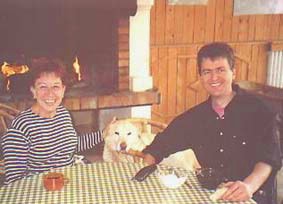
[1, 89, 160, 111]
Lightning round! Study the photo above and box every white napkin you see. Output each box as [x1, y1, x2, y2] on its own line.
[210, 187, 228, 201]
[74, 155, 85, 165]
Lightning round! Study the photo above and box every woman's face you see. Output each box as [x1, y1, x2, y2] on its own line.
[30, 72, 65, 118]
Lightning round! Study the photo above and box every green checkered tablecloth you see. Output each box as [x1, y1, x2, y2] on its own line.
[0, 162, 256, 204]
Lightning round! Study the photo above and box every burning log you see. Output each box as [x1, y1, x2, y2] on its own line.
[7, 73, 31, 95]
[0, 62, 30, 94]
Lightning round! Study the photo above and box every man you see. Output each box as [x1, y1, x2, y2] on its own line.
[143, 42, 282, 203]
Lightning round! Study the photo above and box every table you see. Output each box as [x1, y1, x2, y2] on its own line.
[0, 162, 256, 204]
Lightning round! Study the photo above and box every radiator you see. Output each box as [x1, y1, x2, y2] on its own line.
[267, 50, 283, 88]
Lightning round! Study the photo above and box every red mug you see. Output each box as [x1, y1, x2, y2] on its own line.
[43, 172, 69, 191]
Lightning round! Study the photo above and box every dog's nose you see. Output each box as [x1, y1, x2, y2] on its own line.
[120, 142, 127, 151]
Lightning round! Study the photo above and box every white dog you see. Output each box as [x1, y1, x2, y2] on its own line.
[103, 118, 201, 171]
[103, 119, 154, 163]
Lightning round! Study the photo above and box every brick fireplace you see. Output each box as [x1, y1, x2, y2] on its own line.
[0, 0, 137, 95]
[0, 0, 158, 130]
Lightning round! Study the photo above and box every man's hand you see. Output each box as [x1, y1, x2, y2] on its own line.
[143, 153, 156, 165]
[219, 162, 272, 202]
[221, 181, 253, 201]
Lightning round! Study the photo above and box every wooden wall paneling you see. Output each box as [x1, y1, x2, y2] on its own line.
[158, 47, 169, 121]
[256, 44, 268, 83]
[231, 15, 240, 42]
[231, 44, 241, 81]
[150, 0, 283, 123]
[265, 15, 274, 40]
[167, 48, 178, 120]
[155, 0, 166, 45]
[165, 5, 175, 44]
[222, 0, 233, 42]
[151, 47, 160, 118]
[263, 16, 271, 40]
[255, 15, 267, 41]
[178, 46, 190, 55]
[174, 6, 185, 44]
[269, 15, 280, 40]
[214, 0, 225, 41]
[182, 45, 199, 110]
[176, 54, 187, 114]
[263, 16, 272, 40]
[279, 15, 283, 40]
[248, 16, 256, 41]
[249, 45, 259, 82]
[193, 5, 206, 43]
[150, 0, 157, 45]
[265, 15, 276, 41]
[189, 80, 208, 107]
[204, 0, 216, 42]
[239, 60, 249, 81]
[235, 44, 250, 80]
[241, 44, 252, 80]
[183, 6, 195, 44]
[151, 48, 159, 87]
[238, 16, 249, 41]
[186, 56, 199, 109]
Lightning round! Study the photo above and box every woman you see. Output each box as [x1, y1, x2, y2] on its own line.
[2, 58, 103, 184]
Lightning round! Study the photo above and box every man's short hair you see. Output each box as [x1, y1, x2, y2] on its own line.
[197, 42, 235, 75]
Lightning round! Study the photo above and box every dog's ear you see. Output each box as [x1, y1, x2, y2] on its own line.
[102, 117, 118, 139]
[102, 128, 109, 139]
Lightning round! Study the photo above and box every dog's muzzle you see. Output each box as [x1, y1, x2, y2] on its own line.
[120, 142, 127, 151]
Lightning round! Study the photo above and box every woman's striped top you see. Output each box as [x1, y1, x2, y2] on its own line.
[1, 105, 103, 184]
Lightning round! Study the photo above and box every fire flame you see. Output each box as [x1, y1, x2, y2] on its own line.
[1, 62, 29, 77]
[1, 62, 29, 90]
[73, 57, 81, 81]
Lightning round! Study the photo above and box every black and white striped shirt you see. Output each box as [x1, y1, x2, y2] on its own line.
[2, 105, 103, 184]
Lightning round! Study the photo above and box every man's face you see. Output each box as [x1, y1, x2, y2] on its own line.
[200, 57, 235, 98]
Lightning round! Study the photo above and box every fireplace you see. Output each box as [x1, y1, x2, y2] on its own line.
[0, 0, 137, 97]
[0, 0, 158, 132]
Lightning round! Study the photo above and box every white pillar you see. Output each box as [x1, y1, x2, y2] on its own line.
[129, 0, 154, 119]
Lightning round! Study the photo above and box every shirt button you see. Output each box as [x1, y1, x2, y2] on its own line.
[220, 132, 223, 136]
[216, 117, 219, 120]
[219, 149, 224, 152]
[242, 141, 246, 145]
[233, 135, 237, 139]
[220, 164, 224, 168]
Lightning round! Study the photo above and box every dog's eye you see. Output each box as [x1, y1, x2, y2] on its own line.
[127, 132, 132, 136]
[114, 132, 119, 136]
